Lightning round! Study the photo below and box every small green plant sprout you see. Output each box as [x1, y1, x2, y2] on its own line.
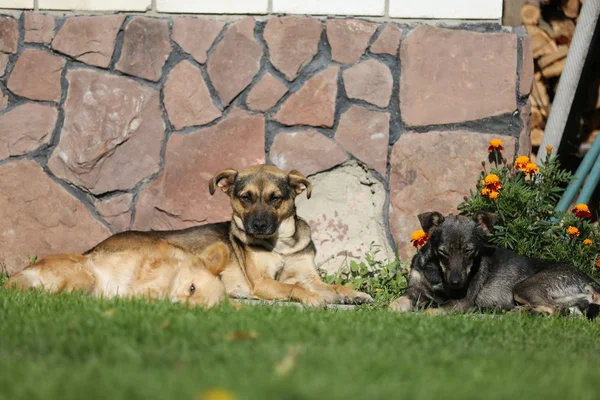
[28, 255, 38, 265]
[319, 243, 408, 305]
[0, 262, 9, 286]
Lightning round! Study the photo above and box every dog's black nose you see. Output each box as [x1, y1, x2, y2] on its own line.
[449, 276, 463, 288]
[251, 220, 268, 232]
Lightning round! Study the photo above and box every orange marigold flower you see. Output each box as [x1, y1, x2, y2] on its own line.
[523, 162, 539, 175]
[488, 191, 500, 200]
[567, 226, 580, 239]
[488, 139, 504, 153]
[584, 239, 593, 246]
[411, 229, 430, 248]
[483, 174, 500, 184]
[573, 204, 592, 219]
[482, 174, 502, 192]
[480, 187, 490, 197]
[596, 257, 600, 268]
[546, 145, 553, 154]
[514, 156, 530, 170]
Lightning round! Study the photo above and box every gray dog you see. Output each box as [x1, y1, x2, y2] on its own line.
[390, 211, 600, 316]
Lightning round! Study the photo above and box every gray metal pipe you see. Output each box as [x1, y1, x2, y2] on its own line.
[537, 0, 600, 163]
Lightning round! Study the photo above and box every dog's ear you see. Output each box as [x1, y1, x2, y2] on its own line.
[473, 211, 497, 233]
[288, 170, 312, 199]
[209, 169, 238, 196]
[418, 211, 445, 234]
[201, 243, 229, 276]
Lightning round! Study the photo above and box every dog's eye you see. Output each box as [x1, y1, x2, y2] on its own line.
[189, 283, 196, 295]
[239, 194, 252, 202]
[270, 195, 282, 204]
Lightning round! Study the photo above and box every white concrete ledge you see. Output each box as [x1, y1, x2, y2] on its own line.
[272, 0, 385, 16]
[389, 0, 503, 19]
[156, 0, 269, 14]
[38, 0, 150, 11]
[0, 0, 33, 8]
[4, 0, 503, 19]
[232, 299, 357, 310]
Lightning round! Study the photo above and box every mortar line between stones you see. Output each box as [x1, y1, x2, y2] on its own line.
[515, 34, 524, 154]
[515, 34, 523, 105]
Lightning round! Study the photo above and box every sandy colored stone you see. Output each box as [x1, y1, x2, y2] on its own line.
[335, 105, 389, 176]
[0, 92, 7, 110]
[95, 193, 133, 233]
[272, 66, 339, 128]
[264, 17, 323, 81]
[343, 59, 393, 108]
[7, 49, 65, 102]
[389, 131, 516, 259]
[400, 26, 518, 126]
[47, 69, 165, 195]
[163, 60, 222, 130]
[326, 19, 377, 64]
[520, 35, 534, 96]
[116, 17, 171, 82]
[133, 108, 265, 231]
[0, 17, 18, 54]
[296, 162, 394, 274]
[0, 103, 58, 160]
[24, 12, 55, 44]
[52, 15, 125, 68]
[246, 73, 288, 112]
[207, 17, 263, 106]
[370, 24, 402, 56]
[270, 129, 348, 176]
[0, 159, 110, 275]
[172, 17, 225, 64]
[0, 53, 8, 77]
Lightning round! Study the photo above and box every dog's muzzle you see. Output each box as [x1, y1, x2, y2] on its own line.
[245, 214, 278, 236]
[447, 271, 466, 289]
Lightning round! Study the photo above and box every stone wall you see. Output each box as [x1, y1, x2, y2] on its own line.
[0, 12, 533, 275]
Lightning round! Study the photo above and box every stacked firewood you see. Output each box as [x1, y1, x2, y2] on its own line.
[521, 0, 599, 154]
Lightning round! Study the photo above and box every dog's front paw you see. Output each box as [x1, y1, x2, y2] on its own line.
[301, 293, 326, 308]
[344, 291, 374, 305]
[389, 296, 412, 312]
[424, 307, 444, 316]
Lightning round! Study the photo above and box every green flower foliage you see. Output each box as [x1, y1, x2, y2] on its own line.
[459, 147, 600, 278]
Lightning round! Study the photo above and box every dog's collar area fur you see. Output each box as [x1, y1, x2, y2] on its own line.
[232, 215, 296, 238]
[230, 216, 312, 256]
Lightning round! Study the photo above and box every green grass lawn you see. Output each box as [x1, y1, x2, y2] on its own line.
[1, 289, 600, 400]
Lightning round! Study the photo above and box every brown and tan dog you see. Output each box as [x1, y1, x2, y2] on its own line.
[89, 165, 373, 306]
[7, 241, 229, 308]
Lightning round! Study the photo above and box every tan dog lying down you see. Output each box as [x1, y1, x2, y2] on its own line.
[6, 241, 229, 308]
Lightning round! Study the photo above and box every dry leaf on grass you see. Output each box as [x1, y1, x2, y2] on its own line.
[159, 320, 170, 329]
[101, 308, 116, 318]
[197, 388, 238, 400]
[224, 330, 258, 341]
[274, 345, 301, 377]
